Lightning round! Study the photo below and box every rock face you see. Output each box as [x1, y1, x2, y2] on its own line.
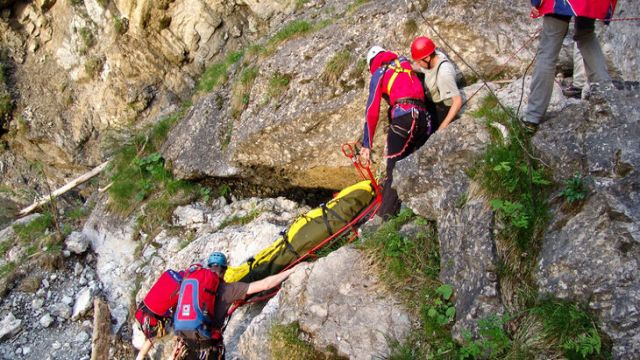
[394, 113, 504, 337]
[533, 89, 640, 358]
[238, 247, 413, 360]
[82, 196, 138, 332]
[2, 0, 639, 194]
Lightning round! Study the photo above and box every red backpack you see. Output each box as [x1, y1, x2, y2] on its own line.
[135, 269, 183, 338]
[173, 264, 222, 341]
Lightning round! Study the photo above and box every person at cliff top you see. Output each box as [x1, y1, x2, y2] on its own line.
[359, 46, 431, 221]
[410, 36, 462, 132]
[523, 0, 617, 133]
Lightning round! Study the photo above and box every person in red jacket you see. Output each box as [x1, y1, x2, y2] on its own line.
[523, 0, 617, 133]
[359, 46, 431, 220]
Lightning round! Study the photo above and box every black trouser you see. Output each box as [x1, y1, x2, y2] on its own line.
[378, 109, 431, 219]
[425, 97, 451, 132]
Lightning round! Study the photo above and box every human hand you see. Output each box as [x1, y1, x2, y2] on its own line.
[359, 147, 371, 166]
[530, 6, 540, 18]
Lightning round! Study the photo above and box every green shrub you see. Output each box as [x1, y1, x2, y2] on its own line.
[530, 299, 604, 359]
[469, 94, 551, 251]
[107, 102, 199, 218]
[560, 174, 588, 203]
[460, 314, 512, 359]
[364, 210, 453, 358]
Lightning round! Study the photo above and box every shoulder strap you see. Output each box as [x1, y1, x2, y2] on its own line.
[386, 59, 414, 94]
[434, 59, 449, 85]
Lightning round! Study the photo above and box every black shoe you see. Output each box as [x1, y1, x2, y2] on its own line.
[562, 85, 582, 99]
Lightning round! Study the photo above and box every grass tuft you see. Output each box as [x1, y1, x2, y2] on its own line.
[361, 209, 454, 358]
[469, 94, 551, 252]
[218, 208, 262, 230]
[269, 322, 345, 360]
[196, 50, 244, 93]
[530, 298, 607, 359]
[322, 50, 352, 84]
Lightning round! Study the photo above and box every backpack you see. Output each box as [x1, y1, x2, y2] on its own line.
[135, 269, 184, 338]
[173, 264, 222, 341]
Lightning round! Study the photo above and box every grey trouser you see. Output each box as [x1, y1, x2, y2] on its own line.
[525, 16, 611, 124]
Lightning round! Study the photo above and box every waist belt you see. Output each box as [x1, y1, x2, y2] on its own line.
[394, 97, 425, 107]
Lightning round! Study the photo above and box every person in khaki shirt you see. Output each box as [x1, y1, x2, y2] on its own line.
[410, 36, 462, 131]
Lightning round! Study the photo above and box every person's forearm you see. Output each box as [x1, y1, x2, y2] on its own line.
[247, 268, 295, 295]
[439, 96, 462, 130]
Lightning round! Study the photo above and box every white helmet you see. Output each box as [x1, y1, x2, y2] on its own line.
[366, 46, 385, 65]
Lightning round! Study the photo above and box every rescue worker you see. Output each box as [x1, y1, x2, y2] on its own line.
[360, 46, 431, 221]
[523, 0, 617, 132]
[168, 252, 303, 360]
[410, 36, 463, 132]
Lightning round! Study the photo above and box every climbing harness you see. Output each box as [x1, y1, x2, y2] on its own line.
[386, 58, 415, 95]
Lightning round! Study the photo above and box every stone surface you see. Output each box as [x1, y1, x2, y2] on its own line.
[533, 88, 640, 358]
[0, 313, 22, 340]
[239, 247, 413, 360]
[65, 231, 91, 254]
[72, 287, 94, 320]
[81, 196, 138, 332]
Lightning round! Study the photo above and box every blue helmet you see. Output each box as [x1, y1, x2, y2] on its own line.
[207, 251, 227, 268]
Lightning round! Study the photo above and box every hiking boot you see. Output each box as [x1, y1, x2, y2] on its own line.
[519, 119, 538, 135]
[562, 85, 582, 99]
[583, 82, 613, 102]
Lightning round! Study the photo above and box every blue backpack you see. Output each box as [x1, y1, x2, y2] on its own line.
[173, 265, 221, 341]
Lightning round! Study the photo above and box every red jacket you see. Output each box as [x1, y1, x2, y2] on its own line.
[531, 0, 617, 20]
[362, 51, 424, 148]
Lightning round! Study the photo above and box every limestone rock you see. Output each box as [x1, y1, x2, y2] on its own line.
[39, 313, 54, 328]
[239, 247, 412, 360]
[0, 313, 22, 340]
[72, 287, 94, 320]
[65, 231, 90, 254]
[82, 196, 138, 332]
[534, 87, 640, 358]
[394, 116, 491, 219]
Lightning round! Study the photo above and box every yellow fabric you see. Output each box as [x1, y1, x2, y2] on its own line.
[386, 59, 413, 94]
[224, 180, 374, 283]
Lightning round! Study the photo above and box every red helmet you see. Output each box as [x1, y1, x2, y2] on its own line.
[411, 36, 436, 61]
